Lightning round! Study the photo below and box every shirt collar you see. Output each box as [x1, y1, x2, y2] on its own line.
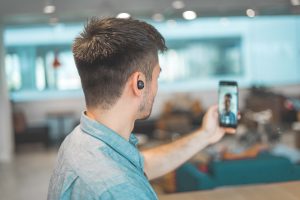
[80, 112, 144, 171]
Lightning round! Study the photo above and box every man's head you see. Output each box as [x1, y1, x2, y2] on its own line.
[73, 17, 167, 119]
[224, 93, 232, 111]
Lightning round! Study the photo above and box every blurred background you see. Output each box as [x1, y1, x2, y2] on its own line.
[0, 0, 300, 199]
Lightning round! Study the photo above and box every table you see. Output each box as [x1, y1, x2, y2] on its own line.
[159, 181, 300, 200]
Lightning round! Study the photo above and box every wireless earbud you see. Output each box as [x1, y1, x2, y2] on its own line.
[137, 80, 144, 90]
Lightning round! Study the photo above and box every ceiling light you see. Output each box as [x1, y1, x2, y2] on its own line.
[182, 11, 197, 20]
[152, 13, 164, 22]
[291, 0, 300, 6]
[116, 13, 131, 19]
[172, 1, 185, 9]
[44, 5, 56, 14]
[246, 9, 256, 18]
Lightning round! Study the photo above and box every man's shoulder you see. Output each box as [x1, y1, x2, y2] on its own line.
[49, 127, 156, 199]
[48, 172, 130, 200]
[57, 127, 127, 177]
[229, 111, 236, 117]
[49, 128, 132, 198]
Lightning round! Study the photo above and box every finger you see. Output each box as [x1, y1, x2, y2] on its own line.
[237, 112, 241, 120]
[209, 105, 218, 113]
[224, 128, 236, 134]
[208, 105, 219, 118]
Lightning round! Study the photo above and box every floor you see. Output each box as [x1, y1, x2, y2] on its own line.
[0, 145, 164, 200]
[0, 146, 57, 200]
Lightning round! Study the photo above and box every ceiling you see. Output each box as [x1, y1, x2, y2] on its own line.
[0, 0, 300, 25]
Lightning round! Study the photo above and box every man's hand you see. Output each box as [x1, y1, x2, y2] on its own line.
[143, 105, 238, 180]
[201, 105, 236, 144]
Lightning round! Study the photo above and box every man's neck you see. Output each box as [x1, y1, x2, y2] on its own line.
[86, 105, 136, 141]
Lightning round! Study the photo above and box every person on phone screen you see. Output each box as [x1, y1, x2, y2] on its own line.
[220, 93, 236, 125]
[47, 17, 237, 200]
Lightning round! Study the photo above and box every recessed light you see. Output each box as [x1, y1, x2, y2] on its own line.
[44, 5, 56, 14]
[172, 1, 185, 9]
[116, 13, 131, 19]
[246, 9, 256, 18]
[182, 11, 197, 20]
[291, 0, 300, 6]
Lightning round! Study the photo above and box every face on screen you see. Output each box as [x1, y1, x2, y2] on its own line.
[218, 83, 238, 127]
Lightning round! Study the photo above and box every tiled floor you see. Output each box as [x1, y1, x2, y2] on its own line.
[0, 146, 57, 200]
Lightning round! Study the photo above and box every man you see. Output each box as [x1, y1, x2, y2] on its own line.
[220, 93, 236, 125]
[48, 17, 236, 200]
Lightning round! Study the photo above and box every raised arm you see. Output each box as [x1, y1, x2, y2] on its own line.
[142, 105, 236, 180]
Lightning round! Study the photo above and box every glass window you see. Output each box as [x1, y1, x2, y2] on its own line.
[5, 46, 81, 92]
[4, 16, 300, 101]
[5, 53, 22, 91]
[54, 51, 81, 90]
[36, 57, 46, 91]
[159, 37, 242, 83]
[44, 50, 81, 90]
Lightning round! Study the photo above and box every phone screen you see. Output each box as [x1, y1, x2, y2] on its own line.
[218, 81, 238, 128]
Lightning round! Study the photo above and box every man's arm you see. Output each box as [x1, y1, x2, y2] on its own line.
[142, 105, 236, 180]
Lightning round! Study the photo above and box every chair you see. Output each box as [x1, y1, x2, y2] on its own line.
[13, 110, 50, 149]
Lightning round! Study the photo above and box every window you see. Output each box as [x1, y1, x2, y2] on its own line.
[5, 53, 21, 91]
[5, 45, 81, 92]
[44, 50, 81, 90]
[159, 37, 242, 83]
[4, 16, 300, 101]
[36, 57, 46, 90]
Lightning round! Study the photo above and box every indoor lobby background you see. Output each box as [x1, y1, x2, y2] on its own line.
[0, 0, 300, 200]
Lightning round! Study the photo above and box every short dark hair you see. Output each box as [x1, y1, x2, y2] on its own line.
[225, 93, 232, 99]
[73, 17, 167, 109]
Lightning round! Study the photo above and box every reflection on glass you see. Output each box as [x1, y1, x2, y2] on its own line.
[45, 51, 81, 90]
[159, 37, 242, 83]
[36, 57, 46, 91]
[5, 54, 22, 91]
[55, 51, 81, 90]
[4, 15, 300, 97]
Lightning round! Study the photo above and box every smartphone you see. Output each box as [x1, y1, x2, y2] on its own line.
[218, 81, 238, 128]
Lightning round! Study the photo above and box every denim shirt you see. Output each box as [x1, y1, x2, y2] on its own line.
[220, 110, 236, 125]
[48, 113, 158, 200]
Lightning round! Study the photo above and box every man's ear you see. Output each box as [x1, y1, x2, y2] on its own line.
[130, 72, 145, 97]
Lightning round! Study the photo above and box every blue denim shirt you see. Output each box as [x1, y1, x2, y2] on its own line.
[220, 110, 236, 125]
[48, 113, 158, 200]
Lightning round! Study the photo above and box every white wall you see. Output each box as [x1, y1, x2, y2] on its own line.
[0, 25, 13, 162]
